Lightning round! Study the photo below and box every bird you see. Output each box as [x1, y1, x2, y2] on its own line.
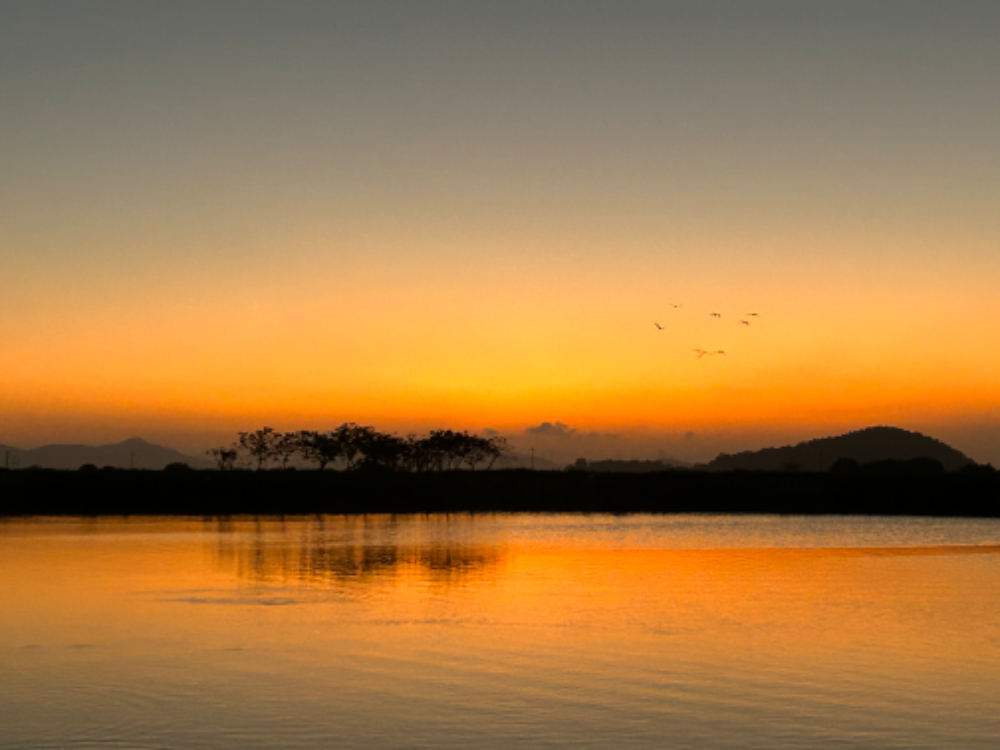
[746, 312, 760, 317]
[694, 348, 708, 358]
[740, 320, 750, 326]
[654, 322, 665, 330]
[669, 303, 683, 308]
[695, 349, 725, 358]
[710, 312, 721, 318]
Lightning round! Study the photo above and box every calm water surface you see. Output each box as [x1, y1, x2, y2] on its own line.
[2, 513, 999, 748]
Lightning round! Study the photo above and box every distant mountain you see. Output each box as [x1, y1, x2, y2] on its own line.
[495, 452, 563, 471]
[0, 438, 212, 470]
[705, 426, 973, 473]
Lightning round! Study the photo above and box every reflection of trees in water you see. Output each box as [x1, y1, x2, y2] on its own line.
[210, 515, 505, 589]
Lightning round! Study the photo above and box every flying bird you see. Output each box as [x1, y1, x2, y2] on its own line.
[740, 320, 750, 326]
[746, 312, 760, 317]
[654, 322, 665, 330]
[669, 303, 683, 308]
[695, 349, 725, 358]
[710, 312, 721, 318]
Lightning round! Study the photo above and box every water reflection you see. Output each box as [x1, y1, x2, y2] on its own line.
[210, 515, 506, 589]
[3, 514, 1000, 749]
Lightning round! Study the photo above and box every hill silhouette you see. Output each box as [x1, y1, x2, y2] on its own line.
[0, 438, 212, 470]
[705, 426, 972, 472]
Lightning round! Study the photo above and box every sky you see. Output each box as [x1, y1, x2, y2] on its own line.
[2, 1, 999, 464]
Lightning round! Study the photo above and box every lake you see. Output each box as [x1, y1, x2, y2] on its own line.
[2, 513, 999, 748]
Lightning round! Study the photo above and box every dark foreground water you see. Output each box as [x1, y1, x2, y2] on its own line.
[2, 514, 999, 749]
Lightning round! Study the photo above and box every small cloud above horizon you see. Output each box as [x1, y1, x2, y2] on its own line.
[523, 422, 619, 441]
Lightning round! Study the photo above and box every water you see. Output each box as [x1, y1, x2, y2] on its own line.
[2, 513, 999, 748]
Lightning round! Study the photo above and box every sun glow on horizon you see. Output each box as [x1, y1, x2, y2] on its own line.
[2, 3, 999, 461]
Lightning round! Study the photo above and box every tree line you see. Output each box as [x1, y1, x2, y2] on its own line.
[207, 425, 512, 472]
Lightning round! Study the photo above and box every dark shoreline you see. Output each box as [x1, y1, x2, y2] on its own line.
[1, 469, 998, 518]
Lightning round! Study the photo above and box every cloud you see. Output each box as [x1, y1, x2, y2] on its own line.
[523, 422, 619, 442]
[524, 421, 577, 438]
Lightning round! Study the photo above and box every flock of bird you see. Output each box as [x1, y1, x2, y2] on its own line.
[654, 305, 761, 358]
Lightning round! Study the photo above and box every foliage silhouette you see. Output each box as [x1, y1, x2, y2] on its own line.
[214, 424, 512, 474]
[238, 427, 283, 470]
[207, 446, 239, 471]
[297, 430, 341, 470]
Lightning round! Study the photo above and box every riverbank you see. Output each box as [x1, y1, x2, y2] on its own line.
[1, 468, 998, 517]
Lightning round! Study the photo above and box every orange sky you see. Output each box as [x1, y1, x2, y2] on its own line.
[4, 227, 998, 461]
[2, 3, 999, 463]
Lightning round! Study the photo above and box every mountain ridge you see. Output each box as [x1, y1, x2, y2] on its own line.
[0, 426, 976, 472]
[0, 439, 212, 470]
[705, 426, 972, 472]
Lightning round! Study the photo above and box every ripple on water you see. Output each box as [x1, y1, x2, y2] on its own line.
[1, 514, 999, 749]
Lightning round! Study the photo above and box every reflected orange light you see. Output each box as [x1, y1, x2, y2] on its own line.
[4, 517, 999, 678]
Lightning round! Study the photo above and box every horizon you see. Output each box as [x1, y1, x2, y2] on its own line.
[3, 2, 999, 466]
[1, 421, 993, 469]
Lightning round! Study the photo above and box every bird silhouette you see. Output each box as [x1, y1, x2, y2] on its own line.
[669, 303, 683, 308]
[654, 322, 665, 330]
[710, 312, 721, 318]
[746, 312, 760, 317]
[740, 320, 750, 326]
[695, 349, 726, 358]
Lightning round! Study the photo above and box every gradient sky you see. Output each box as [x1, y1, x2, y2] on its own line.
[2, 1, 999, 463]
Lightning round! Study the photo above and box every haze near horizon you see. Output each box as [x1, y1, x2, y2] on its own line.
[3, 1, 999, 464]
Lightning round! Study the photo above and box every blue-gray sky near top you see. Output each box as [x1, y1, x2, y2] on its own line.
[4, 0, 998, 266]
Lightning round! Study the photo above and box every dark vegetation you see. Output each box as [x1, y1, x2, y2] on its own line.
[207, 425, 512, 472]
[568, 458, 690, 473]
[0, 465, 997, 517]
[1, 424, 996, 517]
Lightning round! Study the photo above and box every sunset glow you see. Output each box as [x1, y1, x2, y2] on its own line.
[2, 2, 999, 462]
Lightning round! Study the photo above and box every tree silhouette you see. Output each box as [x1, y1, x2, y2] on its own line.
[484, 435, 511, 469]
[238, 427, 281, 470]
[356, 430, 408, 470]
[332, 423, 377, 470]
[211, 424, 517, 473]
[207, 445, 239, 471]
[297, 430, 342, 470]
[273, 431, 301, 470]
